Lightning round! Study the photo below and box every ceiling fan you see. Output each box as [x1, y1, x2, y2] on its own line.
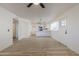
[27, 3, 45, 8]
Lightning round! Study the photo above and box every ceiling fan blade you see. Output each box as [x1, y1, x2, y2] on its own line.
[40, 3, 45, 8]
[27, 3, 33, 7]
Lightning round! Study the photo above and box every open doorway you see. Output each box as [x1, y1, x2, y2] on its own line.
[13, 18, 18, 43]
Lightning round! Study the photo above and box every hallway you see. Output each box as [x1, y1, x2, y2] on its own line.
[0, 36, 78, 56]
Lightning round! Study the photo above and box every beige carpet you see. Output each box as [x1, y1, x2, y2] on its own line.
[0, 36, 78, 56]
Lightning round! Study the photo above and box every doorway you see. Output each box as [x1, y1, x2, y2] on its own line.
[13, 18, 18, 42]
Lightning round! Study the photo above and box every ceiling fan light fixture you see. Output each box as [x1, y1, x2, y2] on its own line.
[34, 3, 39, 5]
[27, 3, 45, 8]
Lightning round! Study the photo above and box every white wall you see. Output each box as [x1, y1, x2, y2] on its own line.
[51, 4, 79, 54]
[0, 6, 16, 51]
[0, 6, 32, 51]
[18, 18, 32, 40]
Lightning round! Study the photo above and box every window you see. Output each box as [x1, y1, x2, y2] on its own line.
[60, 20, 66, 27]
[50, 21, 59, 31]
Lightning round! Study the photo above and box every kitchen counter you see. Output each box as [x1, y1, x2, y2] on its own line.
[36, 31, 50, 36]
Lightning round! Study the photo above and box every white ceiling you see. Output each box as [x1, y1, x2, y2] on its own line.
[0, 3, 77, 23]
